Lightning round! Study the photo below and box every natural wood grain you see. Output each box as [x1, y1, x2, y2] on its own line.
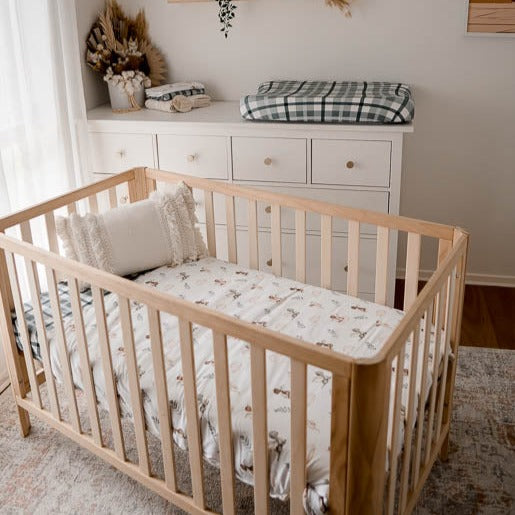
[92, 286, 125, 459]
[225, 196, 237, 264]
[147, 307, 177, 492]
[347, 220, 360, 296]
[212, 331, 236, 515]
[68, 277, 102, 445]
[119, 296, 151, 475]
[295, 210, 306, 283]
[290, 359, 307, 515]
[250, 345, 269, 514]
[375, 226, 389, 305]
[271, 204, 282, 277]
[204, 190, 217, 258]
[248, 200, 259, 270]
[320, 215, 332, 289]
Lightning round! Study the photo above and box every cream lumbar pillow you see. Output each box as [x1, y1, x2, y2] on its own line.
[56, 182, 207, 277]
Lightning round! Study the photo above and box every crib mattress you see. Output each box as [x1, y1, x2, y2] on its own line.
[240, 80, 415, 124]
[12, 257, 440, 513]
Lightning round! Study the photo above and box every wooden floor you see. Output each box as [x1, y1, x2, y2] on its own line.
[395, 281, 515, 350]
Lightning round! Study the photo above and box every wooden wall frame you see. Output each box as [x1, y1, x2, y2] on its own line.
[465, 1, 515, 35]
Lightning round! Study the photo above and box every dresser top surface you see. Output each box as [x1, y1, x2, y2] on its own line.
[87, 101, 414, 134]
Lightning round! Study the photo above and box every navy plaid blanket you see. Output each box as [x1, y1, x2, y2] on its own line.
[240, 80, 414, 124]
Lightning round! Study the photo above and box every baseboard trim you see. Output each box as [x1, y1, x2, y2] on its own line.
[397, 269, 515, 288]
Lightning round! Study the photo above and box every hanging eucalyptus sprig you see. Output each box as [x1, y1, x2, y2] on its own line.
[217, 0, 237, 38]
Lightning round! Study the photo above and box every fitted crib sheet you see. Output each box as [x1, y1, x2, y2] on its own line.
[12, 257, 443, 513]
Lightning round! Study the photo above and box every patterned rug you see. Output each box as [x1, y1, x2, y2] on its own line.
[0, 346, 513, 514]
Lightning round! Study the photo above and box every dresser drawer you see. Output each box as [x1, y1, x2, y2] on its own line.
[312, 139, 391, 187]
[158, 135, 228, 179]
[89, 132, 155, 173]
[232, 137, 307, 183]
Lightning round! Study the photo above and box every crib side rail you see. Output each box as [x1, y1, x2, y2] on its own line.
[0, 229, 356, 514]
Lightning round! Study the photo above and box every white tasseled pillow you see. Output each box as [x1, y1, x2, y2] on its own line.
[56, 182, 207, 278]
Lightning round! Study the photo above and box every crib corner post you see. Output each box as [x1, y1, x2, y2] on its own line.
[440, 228, 469, 461]
[0, 244, 31, 436]
[345, 359, 391, 515]
[128, 167, 151, 203]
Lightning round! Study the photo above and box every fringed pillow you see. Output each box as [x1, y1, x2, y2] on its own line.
[56, 182, 207, 278]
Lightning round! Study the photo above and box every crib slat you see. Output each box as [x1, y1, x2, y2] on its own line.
[347, 220, 360, 296]
[119, 296, 150, 475]
[271, 205, 281, 277]
[321, 215, 332, 289]
[88, 195, 99, 214]
[212, 331, 236, 515]
[204, 190, 216, 258]
[413, 305, 433, 487]
[424, 287, 445, 466]
[399, 324, 421, 511]
[178, 319, 205, 508]
[67, 202, 77, 215]
[146, 177, 157, 194]
[5, 252, 42, 409]
[250, 345, 269, 514]
[295, 210, 306, 283]
[248, 200, 259, 270]
[404, 232, 422, 310]
[435, 270, 456, 440]
[24, 257, 60, 418]
[44, 212, 59, 254]
[92, 286, 125, 460]
[290, 359, 307, 515]
[387, 347, 406, 515]
[46, 267, 81, 432]
[375, 226, 389, 305]
[108, 187, 118, 209]
[68, 277, 102, 445]
[147, 307, 177, 492]
[225, 196, 237, 264]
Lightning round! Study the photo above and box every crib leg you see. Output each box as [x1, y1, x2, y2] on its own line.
[16, 404, 31, 437]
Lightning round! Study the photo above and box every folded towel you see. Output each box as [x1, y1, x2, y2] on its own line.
[145, 94, 211, 114]
[145, 82, 205, 102]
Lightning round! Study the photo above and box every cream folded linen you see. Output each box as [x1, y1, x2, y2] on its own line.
[145, 94, 211, 113]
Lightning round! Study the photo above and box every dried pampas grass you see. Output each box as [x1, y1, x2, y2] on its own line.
[326, 0, 352, 17]
[86, 0, 166, 86]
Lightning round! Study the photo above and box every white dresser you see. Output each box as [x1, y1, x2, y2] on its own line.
[87, 102, 413, 305]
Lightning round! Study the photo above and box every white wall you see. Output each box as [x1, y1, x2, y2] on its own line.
[82, 0, 515, 281]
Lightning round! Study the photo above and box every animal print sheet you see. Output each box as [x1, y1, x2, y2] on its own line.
[46, 257, 442, 513]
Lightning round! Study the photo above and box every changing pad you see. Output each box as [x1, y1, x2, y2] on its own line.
[240, 80, 415, 124]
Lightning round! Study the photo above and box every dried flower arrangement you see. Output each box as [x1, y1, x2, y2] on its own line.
[86, 0, 166, 111]
[214, 0, 351, 38]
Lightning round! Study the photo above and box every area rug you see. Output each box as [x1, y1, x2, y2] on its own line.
[0, 346, 513, 514]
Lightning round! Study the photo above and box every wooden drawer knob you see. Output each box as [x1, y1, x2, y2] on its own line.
[266, 258, 273, 267]
[346, 160, 355, 169]
[344, 265, 348, 272]
[187, 154, 196, 162]
[117, 150, 126, 158]
[264, 205, 271, 214]
[120, 195, 128, 204]
[264, 157, 272, 166]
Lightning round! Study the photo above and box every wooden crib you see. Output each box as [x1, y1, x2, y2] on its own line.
[0, 167, 468, 514]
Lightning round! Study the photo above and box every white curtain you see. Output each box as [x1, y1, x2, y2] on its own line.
[0, 0, 88, 387]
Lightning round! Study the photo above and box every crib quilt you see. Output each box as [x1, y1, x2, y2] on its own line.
[12, 257, 441, 513]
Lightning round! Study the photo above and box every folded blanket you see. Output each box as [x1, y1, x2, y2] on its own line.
[145, 94, 211, 113]
[145, 82, 205, 102]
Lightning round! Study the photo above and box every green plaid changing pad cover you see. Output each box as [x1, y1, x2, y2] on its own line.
[240, 80, 414, 124]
